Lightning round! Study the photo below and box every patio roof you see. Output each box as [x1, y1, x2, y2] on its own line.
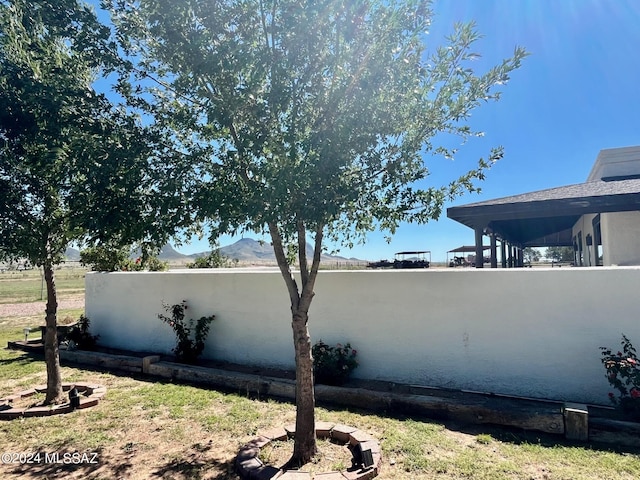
[448, 245, 491, 253]
[447, 178, 640, 247]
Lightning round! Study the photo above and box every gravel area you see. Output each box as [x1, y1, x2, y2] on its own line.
[0, 294, 85, 318]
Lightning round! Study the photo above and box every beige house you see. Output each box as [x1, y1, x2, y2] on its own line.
[447, 146, 640, 267]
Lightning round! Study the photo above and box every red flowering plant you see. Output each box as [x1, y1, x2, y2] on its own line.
[158, 300, 215, 364]
[312, 340, 359, 386]
[601, 334, 640, 420]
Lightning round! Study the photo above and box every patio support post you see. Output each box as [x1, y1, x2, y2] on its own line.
[500, 241, 507, 268]
[490, 234, 498, 268]
[474, 228, 484, 268]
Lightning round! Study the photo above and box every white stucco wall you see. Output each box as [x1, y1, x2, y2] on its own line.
[601, 212, 640, 266]
[86, 268, 640, 405]
[587, 145, 640, 181]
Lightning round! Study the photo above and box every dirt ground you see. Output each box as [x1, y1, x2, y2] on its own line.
[0, 294, 85, 318]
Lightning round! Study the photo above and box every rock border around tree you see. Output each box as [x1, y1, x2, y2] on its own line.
[236, 422, 381, 480]
[0, 382, 106, 420]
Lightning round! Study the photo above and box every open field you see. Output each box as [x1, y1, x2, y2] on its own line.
[2, 307, 640, 479]
[0, 267, 87, 304]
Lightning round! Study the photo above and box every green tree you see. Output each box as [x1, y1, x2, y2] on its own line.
[110, 0, 526, 464]
[523, 247, 541, 265]
[545, 246, 574, 263]
[0, 0, 154, 403]
[80, 244, 169, 271]
[186, 246, 230, 269]
[80, 244, 132, 272]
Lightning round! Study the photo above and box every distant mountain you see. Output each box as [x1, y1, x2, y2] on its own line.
[70, 244, 188, 262]
[126, 244, 189, 261]
[157, 244, 190, 260]
[189, 238, 362, 264]
[70, 239, 362, 265]
[65, 247, 81, 261]
[218, 238, 277, 261]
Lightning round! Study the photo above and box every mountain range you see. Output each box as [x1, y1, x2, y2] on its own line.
[66, 238, 363, 264]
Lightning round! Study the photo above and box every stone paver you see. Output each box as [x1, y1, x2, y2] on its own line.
[330, 424, 358, 443]
[0, 382, 107, 420]
[250, 465, 282, 480]
[236, 424, 381, 480]
[315, 422, 336, 438]
[259, 427, 288, 441]
[278, 471, 311, 479]
[313, 472, 345, 479]
[284, 423, 297, 437]
[340, 468, 377, 480]
[349, 430, 376, 446]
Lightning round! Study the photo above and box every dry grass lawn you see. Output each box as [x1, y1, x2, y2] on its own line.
[2, 301, 640, 479]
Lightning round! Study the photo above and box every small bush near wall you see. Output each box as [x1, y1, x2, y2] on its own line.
[66, 315, 100, 351]
[80, 245, 168, 271]
[601, 334, 640, 420]
[158, 301, 215, 364]
[312, 340, 358, 386]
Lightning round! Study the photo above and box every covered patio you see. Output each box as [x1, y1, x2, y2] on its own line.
[447, 178, 640, 268]
[447, 245, 490, 267]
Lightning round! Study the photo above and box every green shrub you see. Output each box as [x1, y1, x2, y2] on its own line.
[67, 315, 99, 351]
[186, 249, 230, 268]
[141, 256, 169, 271]
[312, 340, 358, 385]
[80, 244, 168, 271]
[601, 334, 640, 419]
[80, 245, 130, 271]
[158, 301, 215, 364]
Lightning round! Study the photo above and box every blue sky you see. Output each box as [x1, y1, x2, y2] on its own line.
[95, 1, 640, 262]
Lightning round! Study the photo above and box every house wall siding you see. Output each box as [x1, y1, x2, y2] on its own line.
[86, 268, 640, 405]
[587, 145, 640, 181]
[601, 211, 640, 266]
[572, 214, 598, 266]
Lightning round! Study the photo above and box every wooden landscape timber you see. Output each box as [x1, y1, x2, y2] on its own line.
[10, 343, 636, 446]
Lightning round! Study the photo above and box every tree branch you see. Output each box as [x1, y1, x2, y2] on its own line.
[296, 214, 309, 288]
[299, 224, 323, 318]
[268, 221, 300, 310]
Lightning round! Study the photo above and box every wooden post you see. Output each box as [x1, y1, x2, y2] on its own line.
[143, 355, 161, 374]
[500, 241, 507, 269]
[475, 228, 484, 268]
[564, 403, 588, 441]
[490, 234, 498, 269]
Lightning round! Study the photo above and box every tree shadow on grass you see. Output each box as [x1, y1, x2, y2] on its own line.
[1, 442, 238, 480]
[1, 446, 109, 480]
[152, 457, 237, 480]
[0, 356, 38, 367]
[6, 342, 640, 463]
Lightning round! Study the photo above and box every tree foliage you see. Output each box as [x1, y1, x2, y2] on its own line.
[80, 244, 168, 271]
[186, 247, 230, 269]
[545, 246, 574, 263]
[523, 247, 541, 264]
[107, 0, 526, 464]
[0, 0, 160, 403]
[110, 0, 525, 247]
[0, 0, 152, 266]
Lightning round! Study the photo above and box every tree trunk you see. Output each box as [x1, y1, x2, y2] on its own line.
[268, 221, 322, 467]
[43, 263, 64, 405]
[289, 309, 317, 466]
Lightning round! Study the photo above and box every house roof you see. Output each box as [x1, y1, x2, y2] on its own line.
[448, 245, 491, 253]
[447, 178, 640, 247]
